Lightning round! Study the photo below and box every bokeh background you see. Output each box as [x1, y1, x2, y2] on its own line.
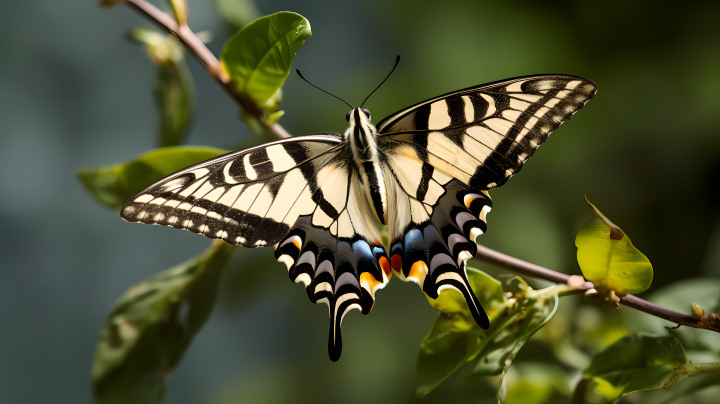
[1, 0, 719, 403]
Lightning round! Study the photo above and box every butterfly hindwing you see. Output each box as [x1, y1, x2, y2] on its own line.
[274, 167, 391, 361]
[377, 74, 598, 190]
[382, 157, 492, 328]
[121, 134, 345, 247]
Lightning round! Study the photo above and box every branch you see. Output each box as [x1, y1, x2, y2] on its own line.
[474, 243, 720, 334]
[121, 0, 291, 139]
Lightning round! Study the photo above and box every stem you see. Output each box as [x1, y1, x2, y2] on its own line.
[474, 243, 720, 334]
[692, 362, 720, 376]
[122, 0, 290, 139]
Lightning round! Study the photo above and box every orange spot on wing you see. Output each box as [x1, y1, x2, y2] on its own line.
[465, 197, 474, 209]
[292, 239, 302, 249]
[391, 254, 403, 273]
[360, 272, 382, 296]
[408, 261, 429, 279]
[379, 256, 391, 277]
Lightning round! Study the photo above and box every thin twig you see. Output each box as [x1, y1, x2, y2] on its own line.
[474, 243, 720, 334]
[122, 0, 291, 139]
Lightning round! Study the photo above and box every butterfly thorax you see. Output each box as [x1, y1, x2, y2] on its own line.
[345, 108, 388, 225]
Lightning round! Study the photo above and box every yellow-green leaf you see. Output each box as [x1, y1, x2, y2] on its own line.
[220, 12, 311, 105]
[575, 200, 653, 295]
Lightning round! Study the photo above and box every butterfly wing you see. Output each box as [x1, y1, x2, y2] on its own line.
[377, 75, 597, 328]
[377, 74, 597, 190]
[274, 166, 391, 361]
[121, 134, 346, 248]
[122, 133, 391, 361]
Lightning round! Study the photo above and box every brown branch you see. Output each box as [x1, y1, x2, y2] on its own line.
[121, 0, 291, 139]
[474, 243, 720, 334]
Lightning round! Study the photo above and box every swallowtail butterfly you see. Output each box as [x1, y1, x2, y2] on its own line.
[121, 71, 597, 361]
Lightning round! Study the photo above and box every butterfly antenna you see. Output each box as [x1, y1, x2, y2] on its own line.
[296, 69, 353, 109]
[360, 55, 401, 108]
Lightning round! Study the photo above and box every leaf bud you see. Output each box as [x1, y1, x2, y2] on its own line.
[691, 303, 705, 318]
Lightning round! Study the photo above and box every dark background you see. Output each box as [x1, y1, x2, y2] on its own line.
[1, 0, 719, 403]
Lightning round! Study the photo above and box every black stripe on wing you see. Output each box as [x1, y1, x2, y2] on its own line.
[120, 134, 345, 248]
[377, 75, 597, 190]
[274, 168, 390, 362]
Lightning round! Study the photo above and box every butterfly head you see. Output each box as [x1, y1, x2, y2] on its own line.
[345, 107, 378, 162]
[346, 108, 371, 122]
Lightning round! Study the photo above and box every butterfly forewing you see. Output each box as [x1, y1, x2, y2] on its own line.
[121, 134, 345, 247]
[378, 75, 597, 190]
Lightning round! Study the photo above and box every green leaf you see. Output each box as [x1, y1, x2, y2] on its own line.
[93, 241, 236, 404]
[502, 363, 569, 404]
[155, 59, 195, 147]
[575, 216, 653, 295]
[416, 268, 505, 397]
[78, 147, 228, 212]
[221, 12, 311, 105]
[266, 110, 285, 125]
[583, 334, 720, 401]
[415, 269, 560, 399]
[494, 291, 560, 403]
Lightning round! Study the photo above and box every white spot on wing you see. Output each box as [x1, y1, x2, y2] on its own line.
[565, 80, 582, 90]
[243, 153, 257, 180]
[505, 81, 525, 92]
[189, 168, 210, 178]
[223, 162, 238, 184]
[278, 254, 294, 270]
[429, 100, 451, 128]
[191, 206, 207, 214]
[480, 94, 496, 116]
[265, 144, 296, 172]
[134, 194, 154, 203]
[294, 273, 311, 287]
[462, 95, 474, 122]
[545, 98, 561, 108]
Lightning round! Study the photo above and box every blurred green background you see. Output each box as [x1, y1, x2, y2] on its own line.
[1, 0, 719, 403]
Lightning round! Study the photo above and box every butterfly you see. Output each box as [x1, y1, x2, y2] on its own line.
[121, 71, 597, 361]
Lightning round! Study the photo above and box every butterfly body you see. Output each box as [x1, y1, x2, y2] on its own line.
[121, 74, 598, 361]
